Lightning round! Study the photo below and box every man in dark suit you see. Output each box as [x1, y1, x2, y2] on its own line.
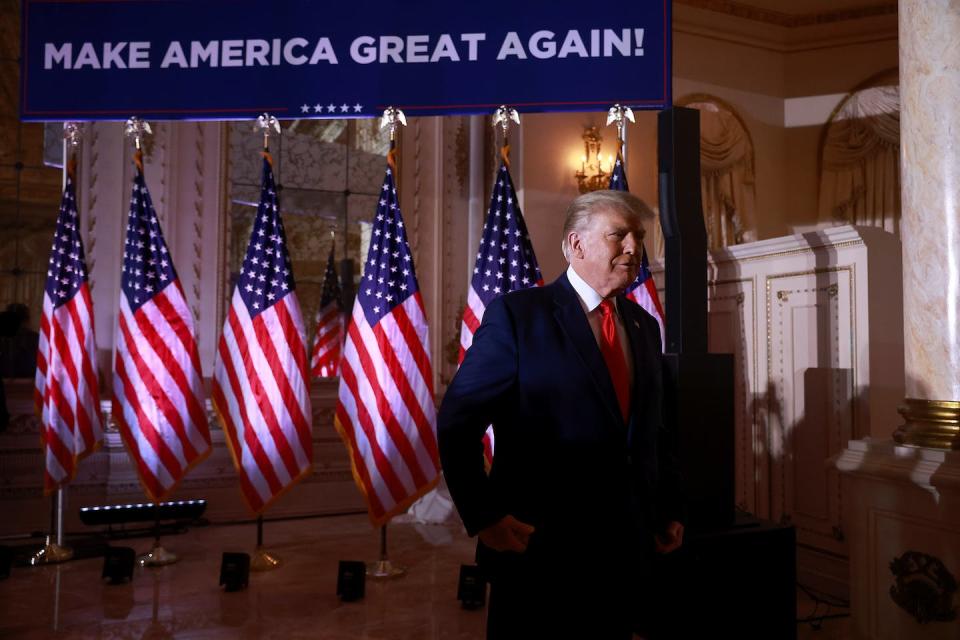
[438, 190, 685, 639]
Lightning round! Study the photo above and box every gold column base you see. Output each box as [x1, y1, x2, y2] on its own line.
[29, 536, 73, 566]
[250, 546, 281, 572]
[366, 559, 406, 579]
[894, 398, 960, 450]
[138, 543, 178, 567]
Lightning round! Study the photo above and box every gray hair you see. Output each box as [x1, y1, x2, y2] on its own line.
[560, 190, 654, 260]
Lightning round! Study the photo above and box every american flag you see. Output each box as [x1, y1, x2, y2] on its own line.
[309, 247, 343, 378]
[112, 151, 211, 502]
[609, 153, 665, 349]
[34, 160, 104, 494]
[334, 149, 439, 526]
[213, 152, 313, 515]
[460, 156, 543, 463]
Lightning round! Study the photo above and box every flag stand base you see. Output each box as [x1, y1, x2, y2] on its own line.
[251, 546, 282, 572]
[366, 558, 406, 579]
[138, 542, 178, 567]
[30, 535, 73, 566]
[31, 490, 73, 565]
[250, 516, 281, 572]
[139, 504, 177, 567]
[366, 525, 406, 579]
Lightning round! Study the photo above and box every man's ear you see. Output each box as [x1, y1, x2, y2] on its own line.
[568, 231, 584, 259]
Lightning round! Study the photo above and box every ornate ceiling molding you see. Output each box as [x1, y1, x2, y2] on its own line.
[675, 0, 897, 27]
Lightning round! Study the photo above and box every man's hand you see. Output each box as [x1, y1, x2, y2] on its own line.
[654, 521, 684, 554]
[478, 515, 535, 552]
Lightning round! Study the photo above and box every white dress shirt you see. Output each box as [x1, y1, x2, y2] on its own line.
[566, 265, 634, 389]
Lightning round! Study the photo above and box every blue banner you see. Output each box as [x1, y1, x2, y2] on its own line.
[21, 0, 670, 122]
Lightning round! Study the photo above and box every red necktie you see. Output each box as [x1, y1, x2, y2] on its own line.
[598, 299, 631, 422]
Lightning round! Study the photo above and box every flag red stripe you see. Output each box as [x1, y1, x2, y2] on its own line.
[74, 287, 101, 408]
[644, 279, 665, 318]
[119, 312, 198, 461]
[211, 381, 268, 511]
[462, 303, 480, 334]
[391, 295, 434, 399]
[153, 284, 204, 376]
[48, 378, 75, 447]
[214, 333, 284, 496]
[36, 309, 51, 413]
[43, 422, 74, 479]
[130, 302, 206, 453]
[315, 306, 340, 327]
[227, 306, 302, 481]
[50, 314, 97, 453]
[273, 299, 308, 378]
[347, 320, 428, 488]
[335, 402, 386, 519]
[372, 321, 439, 467]
[113, 360, 175, 500]
[63, 301, 98, 451]
[313, 327, 339, 350]
[338, 358, 409, 503]
[264, 299, 312, 456]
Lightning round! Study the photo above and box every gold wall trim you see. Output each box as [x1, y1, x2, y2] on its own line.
[895, 399, 960, 450]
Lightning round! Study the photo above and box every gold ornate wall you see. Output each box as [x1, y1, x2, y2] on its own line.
[0, 0, 61, 331]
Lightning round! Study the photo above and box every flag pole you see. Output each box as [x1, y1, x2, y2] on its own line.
[365, 107, 408, 581]
[607, 104, 635, 171]
[31, 123, 83, 567]
[249, 113, 284, 573]
[139, 501, 177, 566]
[119, 117, 177, 568]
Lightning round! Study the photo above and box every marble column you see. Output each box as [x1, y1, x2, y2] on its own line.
[895, 0, 960, 449]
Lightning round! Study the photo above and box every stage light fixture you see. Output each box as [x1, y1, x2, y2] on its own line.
[79, 499, 207, 527]
[220, 552, 250, 592]
[102, 546, 136, 584]
[337, 560, 366, 601]
[457, 564, 487, 609]
[0, 546, 12, 580]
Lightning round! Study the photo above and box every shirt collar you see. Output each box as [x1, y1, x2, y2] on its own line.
[566, 264, 607, 313]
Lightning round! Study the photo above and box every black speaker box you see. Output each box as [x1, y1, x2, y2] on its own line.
[102, 546, 135, 584]
[337, 560, 366, 601]
[663, 352, 736, 531]
[0, 545, 12, 579]
[457, 564, 487, 609]
[219, 552, 250, 592]
[645, 515, 797, 640]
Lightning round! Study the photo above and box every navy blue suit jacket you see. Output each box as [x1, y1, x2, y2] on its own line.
[438, 272, 685, 579]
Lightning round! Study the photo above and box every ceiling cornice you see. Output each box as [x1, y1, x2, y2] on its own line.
[674, 0, 897, 28]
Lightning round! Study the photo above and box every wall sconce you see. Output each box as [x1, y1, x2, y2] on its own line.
[574, 125, 609, 193]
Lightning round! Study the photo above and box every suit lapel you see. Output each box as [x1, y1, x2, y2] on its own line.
[552, 274, 623, 428]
